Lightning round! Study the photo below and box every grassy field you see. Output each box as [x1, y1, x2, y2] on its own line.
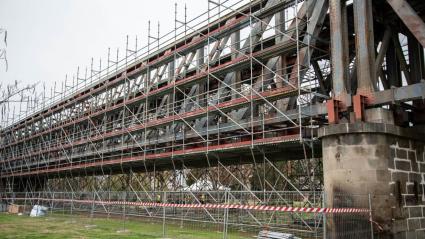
[0, 213, 252, 239]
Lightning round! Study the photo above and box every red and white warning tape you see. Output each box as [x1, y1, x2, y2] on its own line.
[0, 197, 370, 214]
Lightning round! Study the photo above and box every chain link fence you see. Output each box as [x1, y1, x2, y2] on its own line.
[0, 191, 373, 239]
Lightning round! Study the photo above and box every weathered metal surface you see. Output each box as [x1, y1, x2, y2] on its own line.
[329, 0, 349, 98]
[326, 99, 341, 124]
[353, 0, 376, 92]
[372, 82, 425, 105]
[387, 0, 425, 48]
[353, 94, 367, 122]
[375, 27, 392, 79]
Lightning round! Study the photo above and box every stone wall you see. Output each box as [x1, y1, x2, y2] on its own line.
[389, 139, 425, 238]
[319, 122, 425, 239]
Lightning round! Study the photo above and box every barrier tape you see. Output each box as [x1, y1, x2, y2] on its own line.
[0, 197, 370, 214]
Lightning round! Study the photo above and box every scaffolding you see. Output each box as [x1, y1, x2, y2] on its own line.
[0, 0, 340, 237]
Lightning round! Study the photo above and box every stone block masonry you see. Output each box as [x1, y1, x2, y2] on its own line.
[389, 139, 425, 238]
[319, 122, 425, 239]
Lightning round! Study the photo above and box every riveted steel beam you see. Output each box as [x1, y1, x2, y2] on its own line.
[387, 0, 425, 48]
[353, 0, 376, 93]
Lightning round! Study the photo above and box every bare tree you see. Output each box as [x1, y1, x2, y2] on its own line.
[0, 28, 39, 127]
[0, 81, 37, 105]
[0, 28, 7, 71]
[0, 81, 38, 128]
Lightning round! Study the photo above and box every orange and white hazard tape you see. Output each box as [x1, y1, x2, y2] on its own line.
[0, 197, 370, 214]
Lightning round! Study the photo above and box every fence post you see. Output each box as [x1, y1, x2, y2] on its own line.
[91, 191, 95, 219]
[223, 190, 229, 239]
[323, 191, 327, 239]
[163, 191, 166, 238]
[23, 191, 28, 215]
[70, 192, 73, 215]
[368, 193, 374, 239]
[50, 192, 54, 215]
[123, 191, 127, 232]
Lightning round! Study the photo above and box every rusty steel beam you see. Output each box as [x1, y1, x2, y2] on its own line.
[372, 81, 425, 106]
[375, 27, 392, 79]
[407, 32, 425, 84]
[387, 0, 425, 48]
[329, 0, 349, 100]
[353, 0, 376, 93]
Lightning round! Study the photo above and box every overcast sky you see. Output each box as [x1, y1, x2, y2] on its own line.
[0, 0, 206, 96]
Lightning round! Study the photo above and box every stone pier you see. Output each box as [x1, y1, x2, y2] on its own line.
[320, 119, 425, 238]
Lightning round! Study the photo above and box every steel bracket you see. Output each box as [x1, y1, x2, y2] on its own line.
[353, 94, 368, 122]
[326, 99, 342, 124]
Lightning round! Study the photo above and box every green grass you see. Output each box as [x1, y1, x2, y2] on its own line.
[0, 213, 253, 239]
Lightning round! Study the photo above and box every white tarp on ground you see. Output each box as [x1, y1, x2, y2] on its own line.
[30, 205, 48, 217]
[257, 230, 302, 239]
[182, 179, 230, 191]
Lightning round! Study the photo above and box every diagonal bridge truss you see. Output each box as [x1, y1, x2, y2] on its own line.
[0, 0, 333, 236]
